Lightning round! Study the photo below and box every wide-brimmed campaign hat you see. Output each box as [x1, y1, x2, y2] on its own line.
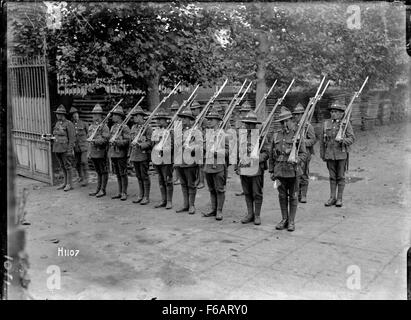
[190, 101, 202, 110]
[91, 104, 104, 114]
[132, 105, 148, 116]
[170, 100, 180, 111]
[69, 107, 78, 114]
[239, 101, 252, 113]
[241, 111, 262, 124]
[54, 104, 67, 115]
[329, 102, 346, 112]
[206, 110, 223, 121]
[292, 103, 305, 114]
[178, 109, 195, 120]
[275, 107, 293, 122]
[111, 106, 124, 116]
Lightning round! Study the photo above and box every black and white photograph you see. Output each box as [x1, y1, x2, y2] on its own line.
[2, 0, 411, 301]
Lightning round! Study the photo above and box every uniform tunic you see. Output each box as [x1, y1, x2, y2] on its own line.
[87, 121, 110, 174]
[73, 119, 89, 176]
[109, 123, 130, 176]
[52, 119, 75, 171]
[320, 119, 355, 184]
[269, 123, 308, 202]
[129, 124, 153, 182]
[298, 122, 317, 193]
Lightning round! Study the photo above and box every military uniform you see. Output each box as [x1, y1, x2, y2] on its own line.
[152, 110, 174, 209]
[292, 103, 317, 202]
[69, 107, 89, 186]
[87, 104, 110, 197]
[191, 101, 206, 189]
[175, 109, 199, 214]
[109, 106, 131, 200]
[236, 111, 269, 225]
[52, 105, 76, 191]
[269, 107, 308, 232]
[202, 111, 229, 221]
[170, 101, 181, 186]
[129, 106, 152, 205]
[234, 102, 252, 196]
[320, 103, 355, 207]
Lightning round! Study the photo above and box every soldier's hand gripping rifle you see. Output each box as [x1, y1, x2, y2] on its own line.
[182, 79, 229, 149]
[335, 76, 369, 142]
[155, 84, 200, 151]
[238, 79, 295, 175]
[86, 98, 124, 143]
[109, 96, 144, 145]
[288, 76, 327, 163]
[254, 80, 277, 114]
[131, 81, 182, 146]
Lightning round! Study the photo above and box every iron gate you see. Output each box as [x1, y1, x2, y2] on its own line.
[8, 55, 53, 184]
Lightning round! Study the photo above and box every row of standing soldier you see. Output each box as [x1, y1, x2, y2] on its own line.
[50, 98, 355, 232]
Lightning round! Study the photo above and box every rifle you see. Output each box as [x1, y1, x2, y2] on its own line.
[182, 79, 230, 148]
[131, 81, 181, 146]
[109, 96, 144, 144]
[87, 98, 123, 142]
[209, 80, 252, 154]
[288, 76, 326, 163]
[238, 79, 295, 176]
[154, 84, 200, 151]
[254, 80, 277, 114]
[335, 76, 369, 141]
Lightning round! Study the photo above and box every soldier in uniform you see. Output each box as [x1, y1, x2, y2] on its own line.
[190, 101, 205, 189]
[175, 109, 199, 215]
[129, 106, 152, 205]
[202, 110, 229, 221]
[152, 110, 174, 209]
[292, 103, 317, 203]
[108, 106, 131, 201]
[52, 105, 76, 191]
[269, 107, 308, 232]
[235, 111, 269, 225]
[87, 104, 110, 198]
[320, 102, 355, 207]
[234, 101, 252, 196]
[170, 100, 181, 186]
[69, 107, 89, 187]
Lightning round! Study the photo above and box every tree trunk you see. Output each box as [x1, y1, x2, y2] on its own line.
[146, 72, 160, 111]
[255, 32, 269, 119]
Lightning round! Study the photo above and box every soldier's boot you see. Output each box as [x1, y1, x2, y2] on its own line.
[197, 170, 205, 189]
[57, 169, 67, 190]
[64, 169, 73, 191]
[275, 197, 289, 230]
[132, 180, 144, 203]
[215, 192, 225, 221]
[336, 183, 345, 207]
[89, 174, 101, 196]
[287, 200, 298, 232]
[176, 188, 189, 212]
[241, 195, 254, 224]
[203, 192, 217, 217]
[188, 190, 196, 215]
[154, 186, 167, 208]
[165, 186, 173, 209]
[76, 164, 83, 183]
[111, 175, 122, 199]
[235, 191, 244, 196]
[254, 200, 262, 225]
[140, 180, 150, 205]
[300, 185, 308, 203]
[96, 173, 108, 198]
[81, 167, 88, 187]
[120, 175, 128, 201]
[324, 181, 337, 206]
